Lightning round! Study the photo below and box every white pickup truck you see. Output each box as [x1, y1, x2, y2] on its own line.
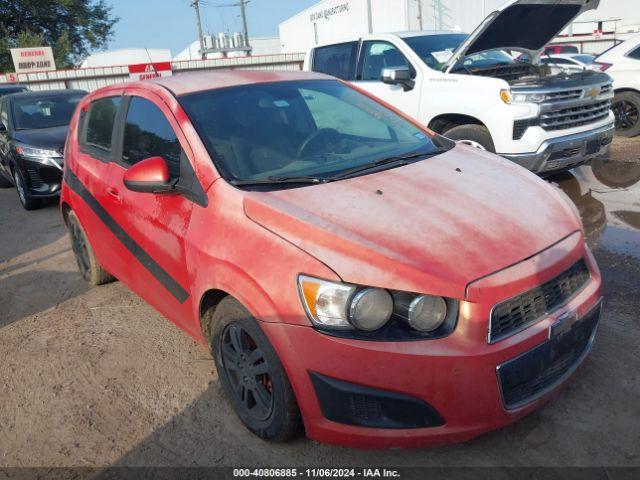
[304, 0, 615, 175]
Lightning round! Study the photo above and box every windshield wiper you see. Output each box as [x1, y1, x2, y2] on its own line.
[230, 175, 325, 187]
[326, 151, 444, 181]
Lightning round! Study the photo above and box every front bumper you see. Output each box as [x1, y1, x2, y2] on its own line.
[260, 239, 602, 449]
[501, 122, 614, 175]
[17, 156, 63, 197]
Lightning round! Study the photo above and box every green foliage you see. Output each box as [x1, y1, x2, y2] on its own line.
[0, 0, 119, 72]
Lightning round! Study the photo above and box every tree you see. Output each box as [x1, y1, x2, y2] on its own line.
[0, 0, 119, 72]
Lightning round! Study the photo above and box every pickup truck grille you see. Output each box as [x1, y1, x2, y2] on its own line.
[488, 259, 590, 343]
[541, 99, 611, 131]
[536, 83, 613, 131]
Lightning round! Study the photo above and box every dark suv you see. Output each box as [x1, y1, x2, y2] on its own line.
[0, 89, 86, 209]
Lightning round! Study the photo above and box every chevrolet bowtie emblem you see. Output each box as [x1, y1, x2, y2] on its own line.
[584, 87, 600, 99]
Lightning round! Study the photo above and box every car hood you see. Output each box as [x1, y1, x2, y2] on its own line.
[243, 146, 581, 299]
[445, 0, 599, 72]
[12, 125, 68, 152]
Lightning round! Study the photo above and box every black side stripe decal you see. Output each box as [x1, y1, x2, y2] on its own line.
[65, 168, 190, 304]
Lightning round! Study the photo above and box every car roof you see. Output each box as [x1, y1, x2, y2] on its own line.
[0, 84, 27, 91]
[148, 70, 334, 96]
[7, 89, 87, 101]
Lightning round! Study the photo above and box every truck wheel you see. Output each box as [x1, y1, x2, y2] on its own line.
[445, 125, 496, 153]
[66, 210, 115, 286]
[210, 297, 301, 441]
[612, 91, 640, 137]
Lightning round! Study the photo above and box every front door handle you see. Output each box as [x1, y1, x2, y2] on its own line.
[106, 187, 120, 201]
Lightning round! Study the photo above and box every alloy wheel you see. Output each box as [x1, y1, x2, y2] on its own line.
[613, 100, 640, 132]
[221, 323, 274, 421]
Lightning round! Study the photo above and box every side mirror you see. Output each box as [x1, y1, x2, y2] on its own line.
[381, 67, 415, 91]
[123, 156, 175, 193]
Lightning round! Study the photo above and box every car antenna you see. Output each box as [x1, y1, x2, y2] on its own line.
[144, 47, 159, 77]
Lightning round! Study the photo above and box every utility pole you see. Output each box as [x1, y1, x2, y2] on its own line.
[191, 0, 206, 59]
[416, 0, 423, 30]
[214, 1, 251, 54]
[239, 0, 250, 52]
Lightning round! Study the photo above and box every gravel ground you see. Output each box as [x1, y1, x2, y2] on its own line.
[0, 137, 639, 468]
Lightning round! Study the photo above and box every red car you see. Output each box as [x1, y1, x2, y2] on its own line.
[60, 71, 602, 448]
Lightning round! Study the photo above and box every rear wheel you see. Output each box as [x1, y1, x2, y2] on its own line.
[67, 210, 115, 286]
[612, 91, 640, 137]
[210, 297, 300, 441]
[13, 168, 42, 210]
[444, 124, 496, 152]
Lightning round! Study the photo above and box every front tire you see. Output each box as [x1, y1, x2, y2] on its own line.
[13, 168, 41, 210]
[210, 297, 301, 441]
[444, 124, 496, 152]
[67, 210, 115, 286]
[612, 91, 640, 137]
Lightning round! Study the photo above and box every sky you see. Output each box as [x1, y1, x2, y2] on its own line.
[107, 0, 318, 56]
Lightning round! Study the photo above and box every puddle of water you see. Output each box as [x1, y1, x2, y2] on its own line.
[553, 158, 640, 259]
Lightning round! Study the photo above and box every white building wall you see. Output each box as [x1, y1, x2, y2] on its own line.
[279, 0, 640, 54]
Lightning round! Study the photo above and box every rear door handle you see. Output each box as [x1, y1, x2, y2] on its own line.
[106, 187, 120, 201]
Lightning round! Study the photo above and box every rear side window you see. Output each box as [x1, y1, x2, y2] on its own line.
[627, 45, 640, 60]
[83, 97, 121, 153]
[312, 42, 358, 80]
[122, 96, 181, 177]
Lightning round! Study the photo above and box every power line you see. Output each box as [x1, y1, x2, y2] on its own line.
[212, 0, 250, 50]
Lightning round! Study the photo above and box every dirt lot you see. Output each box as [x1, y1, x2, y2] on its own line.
[1, 137, 639, 468]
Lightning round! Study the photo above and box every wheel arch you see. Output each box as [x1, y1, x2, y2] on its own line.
[613, 87, 640, 95]
[427, 113, 487, 135]
[199, 288, 231, 342]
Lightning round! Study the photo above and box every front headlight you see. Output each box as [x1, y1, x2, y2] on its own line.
[298, 275, 456, 338]
[512, 92, 547, 104]
[14, 143, 61, 159]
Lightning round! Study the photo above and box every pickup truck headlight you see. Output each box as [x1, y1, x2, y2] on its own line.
[512, 92, 546, 104]
[298, 275, 455, 338]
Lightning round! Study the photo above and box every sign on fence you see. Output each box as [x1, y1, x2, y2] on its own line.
[128, 62, 173, 81]
[10, 47, 56, 73]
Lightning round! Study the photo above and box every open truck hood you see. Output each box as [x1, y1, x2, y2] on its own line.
[444, 0, 599, 73]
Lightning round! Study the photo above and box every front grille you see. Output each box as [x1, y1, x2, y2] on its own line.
[541, 99, 611, 131]
[497, 302, 600, 409]
[489, 259, 590, 343]
[545, 89, 583, 101]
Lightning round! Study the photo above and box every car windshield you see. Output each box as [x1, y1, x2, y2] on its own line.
[179, 79, 449, 186]
[403, 34, 514, 71]
[12, 93, 84, 130]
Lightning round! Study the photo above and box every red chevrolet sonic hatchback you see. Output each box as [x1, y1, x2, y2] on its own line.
[60, 71, 602, 448]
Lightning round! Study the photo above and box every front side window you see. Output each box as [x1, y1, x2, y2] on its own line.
[179, 80, 448, 186]
[83, 97, 121, 153]
[627, 45, 640, 60]
[12, 93, 84, 130]
[312, 42, 358, 80]
[360, 41, 410, 81]
[122, 97, 181, 177]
